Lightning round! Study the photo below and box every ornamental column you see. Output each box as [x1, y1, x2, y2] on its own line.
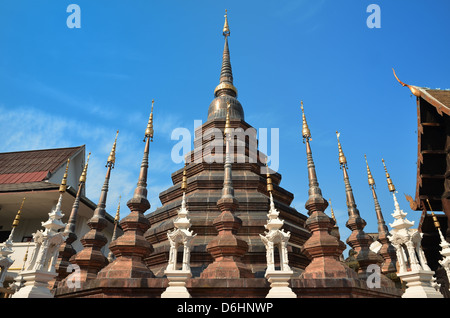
[97, 100, 156, 279]
[335, 132, 380, 280]
[364, 155, 398, 280]
[70, 131, 119, 282]
[54, 155, 90, 286]
[299, 102, 357, 280]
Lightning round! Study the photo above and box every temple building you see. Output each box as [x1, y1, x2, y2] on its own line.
[0, 145, 118, 296]
[1, 12, 447, 299]
[393, 70, 450, 296]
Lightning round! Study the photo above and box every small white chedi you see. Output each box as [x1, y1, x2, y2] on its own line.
[13, 160, 70, 298]
[161, 166, 196, 299]
[383, 159, 442, 298]
[12, 194, 67, 298]
[260, 170, 296, 298]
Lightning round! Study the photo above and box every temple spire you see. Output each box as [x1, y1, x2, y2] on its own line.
[299, 102, 354, 280]
[301, 102, 326, 213]
[364, 155, 397, 279]
[214, 10, 237, 98]
[55, 152, 90, 285]
[97, 101, 155, 279]
[71, 131, 119, 282]
[336, 132, 380, 279]
[207, 10, 244, 121]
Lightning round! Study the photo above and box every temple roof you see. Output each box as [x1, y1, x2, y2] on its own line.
[394, 71, 450, 212]
[0, 146, 83, 184]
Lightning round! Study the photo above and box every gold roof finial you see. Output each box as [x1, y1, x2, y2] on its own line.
[392, 68, 421, 97]
[223, 9, 230, 37]
[364, 154, 375, 187]
[181, 162, 188, 191]
[329, 198, 337, 222]
[300, 101, 311, 142]
[265, 161, 273, 193]
[79, 152, 91, 183]
[426, 198, 441, 230]
[59, 159, 70, 193]
[336, 131, 347, 168]
[107, 130, 119, 167]
[381, 158, 396, 192]
[115, 196, 121, 223]
[12, 197, 26, 228]
[145, 99, 155, 142]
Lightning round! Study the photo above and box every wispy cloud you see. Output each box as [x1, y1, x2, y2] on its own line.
[0, 102, 176, 218]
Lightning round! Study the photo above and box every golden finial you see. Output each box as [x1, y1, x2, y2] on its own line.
[426, 199, 441, 229]
[392, 68, 421, 97]
[12, 197, 26, 228]
[223, 9, 230, 37]
[115, 196, 121, 223]
[107, 130, 119, 167]
[336, 131, 347, 168]
[364, 154, 375, 187]
[381, 158, 396, 192]
[59, 159, 70, 193]
[79, 152, 91, 183]
[300, 101, 311, 142]
[145, 99, 155, 142]
[181, 162, 188, 191]
[265, 161, 273, 193]
[329, 198, 337, 222]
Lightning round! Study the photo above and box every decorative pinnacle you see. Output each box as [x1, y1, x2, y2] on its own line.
[265, 162, 273, 193]
[144, 99, 155, 142]
[300, 101, 311, 142]
[59, 159, 70, 193]
[392, 68, 421, 97]
[115, 196, 121, 223]
[181, 162, 188, 191]
[79, 152, 91, 183]
[107, 130, 119, 168]
[223, 9, 230, 37]
[329, 198, 337, 222]
[364, 154, 375, 187]
[381, 158, 396, 192]
[336, 131, 347, 168]
[12, 197, 26, 228]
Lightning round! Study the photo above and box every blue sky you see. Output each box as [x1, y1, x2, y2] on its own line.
[1, 1, 449, 254]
